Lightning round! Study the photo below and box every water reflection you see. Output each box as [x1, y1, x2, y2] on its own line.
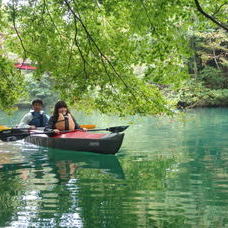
[0, 108, 228, 227]
[47, 149, 125, 180]
[0, 142, 126, 227]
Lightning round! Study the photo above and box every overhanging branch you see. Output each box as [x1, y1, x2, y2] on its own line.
[194, 0, 228, 32]
[212, 2, 228, 16]
[63, 0, 139, 101]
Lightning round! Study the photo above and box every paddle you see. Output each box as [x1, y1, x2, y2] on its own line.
[80, 124, 96, 129]
[87, 125, 129, 133]
[0, 129, 53, 142]
[0, 125, 129, 142]
[0, 125, 10, 131]
[0, 124, 96, 131]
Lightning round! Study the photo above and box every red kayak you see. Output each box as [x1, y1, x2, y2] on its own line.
[25, 130, 124, 154]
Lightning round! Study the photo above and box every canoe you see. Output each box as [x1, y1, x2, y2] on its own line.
[25, 130, 124, 154]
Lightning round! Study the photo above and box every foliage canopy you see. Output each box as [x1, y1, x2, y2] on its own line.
[0, 0, 227, 114]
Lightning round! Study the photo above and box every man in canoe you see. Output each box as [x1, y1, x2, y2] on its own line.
[18, 99, 49, 129]
[45, 101, 83, 134]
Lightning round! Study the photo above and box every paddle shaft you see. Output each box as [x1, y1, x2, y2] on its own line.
[87, 126, 129, 133]
[0, 124, 96, 131]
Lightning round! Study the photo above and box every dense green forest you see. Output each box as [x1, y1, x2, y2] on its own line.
[0, 0, 227, 114]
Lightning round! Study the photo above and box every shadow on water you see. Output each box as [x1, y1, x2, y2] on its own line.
[47, 148, 125, 180]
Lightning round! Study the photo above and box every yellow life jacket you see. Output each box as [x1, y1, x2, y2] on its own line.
[54, 113, 75, 131]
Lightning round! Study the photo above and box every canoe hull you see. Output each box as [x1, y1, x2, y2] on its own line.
[25, 132, 124, 154]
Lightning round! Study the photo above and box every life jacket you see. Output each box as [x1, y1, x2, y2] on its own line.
[54, 113, 75, 131]
[29, 111, 46, 127]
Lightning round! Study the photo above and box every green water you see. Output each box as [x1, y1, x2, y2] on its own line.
[0, 108, 228, 227]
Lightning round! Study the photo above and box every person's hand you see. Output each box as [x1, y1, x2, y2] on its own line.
[81, 128, 87, 131]
[53, 129, 60, 134]
[29, 125, 36, 130]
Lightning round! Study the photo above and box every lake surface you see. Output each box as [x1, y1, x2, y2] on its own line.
[0, 108, 228, 227]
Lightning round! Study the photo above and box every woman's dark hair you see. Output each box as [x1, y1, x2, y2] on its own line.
[32, 99, 43, 106]
[53, 101, 70, 120]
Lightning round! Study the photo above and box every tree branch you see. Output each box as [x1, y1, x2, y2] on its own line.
[73, 18, 89, 79]
[43, 0, 65, 47]
[194, 0, 228, 32]
[212, 2, 228, 16]
[139, 0, 157, 34]
[63, 0, 139, 99]
[11, 0, 40, 62]
[11, 1, 27, 61]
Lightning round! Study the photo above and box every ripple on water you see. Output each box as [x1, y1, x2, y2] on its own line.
[1, 109, 228, 227]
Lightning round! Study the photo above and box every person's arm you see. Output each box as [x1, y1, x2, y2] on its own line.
[44, 116, 55, 131]
[72, 116, 81, 129]
[44, 116, 60, 135]
[43, 114, 50, 127]
[18, 113, 33, 128]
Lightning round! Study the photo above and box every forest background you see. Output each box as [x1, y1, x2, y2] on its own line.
[0, 0, 227, 115]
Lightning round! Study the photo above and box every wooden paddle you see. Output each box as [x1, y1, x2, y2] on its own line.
[0, 125, 129, 142]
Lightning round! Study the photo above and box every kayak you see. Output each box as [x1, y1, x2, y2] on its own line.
[25, 130, 124, 154]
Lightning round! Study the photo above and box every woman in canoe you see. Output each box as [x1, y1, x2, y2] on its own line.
[45, 101, 83, 134]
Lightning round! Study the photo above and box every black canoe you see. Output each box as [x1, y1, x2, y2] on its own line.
[25, 130, 124, 154]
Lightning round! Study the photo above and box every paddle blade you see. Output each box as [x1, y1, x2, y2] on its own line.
[80, 124, 96, 129]
[0, 125, 11, 131]
[0, 129, 30, 142]
[107, 126, 129, 133]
